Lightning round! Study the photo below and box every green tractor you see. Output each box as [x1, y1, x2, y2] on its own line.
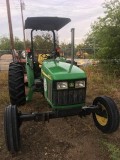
[4, 17, 119, 153]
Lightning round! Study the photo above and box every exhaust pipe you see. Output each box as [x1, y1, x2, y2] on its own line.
[71, 28, 75, 65]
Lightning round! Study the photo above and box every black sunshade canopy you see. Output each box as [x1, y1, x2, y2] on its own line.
[25, 17, 71, 31]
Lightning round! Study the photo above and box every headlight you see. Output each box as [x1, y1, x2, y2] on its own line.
[75, 81, 85, 88]
[57, 82, 68, 90]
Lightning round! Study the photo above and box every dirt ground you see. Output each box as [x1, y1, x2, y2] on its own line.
[0, 69, 120, 160]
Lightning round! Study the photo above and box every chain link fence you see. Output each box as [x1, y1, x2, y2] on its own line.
[0, 50, 96, 72]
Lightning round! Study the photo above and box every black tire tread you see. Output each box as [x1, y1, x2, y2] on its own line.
[4, 105, 20, 153]
[104, 96, 119, 132]
[9, 62, 26, 106]
[93, 96, 119, 133]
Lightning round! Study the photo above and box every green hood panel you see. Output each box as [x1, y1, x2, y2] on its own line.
[41, 60, 86, 80]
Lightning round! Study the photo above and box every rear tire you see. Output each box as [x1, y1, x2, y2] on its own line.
[92, 96, 119, 133]
[4, 105, 20, 153]
[9, 62, 26, 106]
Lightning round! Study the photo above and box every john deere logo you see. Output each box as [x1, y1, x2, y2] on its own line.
[69, 82, 74, 87]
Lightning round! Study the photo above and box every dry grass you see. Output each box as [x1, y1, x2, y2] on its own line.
[0, 72, 9, 105]
[102, 141, 120, 160]
[84, 65, 120, 107]
[0, 71, 8, 85]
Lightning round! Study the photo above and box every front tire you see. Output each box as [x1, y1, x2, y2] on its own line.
[9, 62, 26, 106]
[4, 105, 20, 153]
[92, 96, 119, 133]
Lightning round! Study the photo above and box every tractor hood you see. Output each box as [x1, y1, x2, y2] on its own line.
[41, 60, 86, 80]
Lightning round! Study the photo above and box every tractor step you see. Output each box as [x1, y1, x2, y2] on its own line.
[33, 79, 43, 91]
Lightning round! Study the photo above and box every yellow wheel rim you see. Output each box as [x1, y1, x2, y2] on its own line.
[95, 104, 108, 126]
[95, 114, 108, 126]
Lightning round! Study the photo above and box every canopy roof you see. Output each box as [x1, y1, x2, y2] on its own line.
[25, 17, 71, 31]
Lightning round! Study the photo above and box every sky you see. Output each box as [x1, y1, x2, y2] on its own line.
[0, 0, 105, 44]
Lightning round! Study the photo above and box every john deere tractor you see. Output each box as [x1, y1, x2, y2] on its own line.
[4, 17, 119, 153]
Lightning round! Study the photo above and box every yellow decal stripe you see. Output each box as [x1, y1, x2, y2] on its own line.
[41, 69, 51, 80]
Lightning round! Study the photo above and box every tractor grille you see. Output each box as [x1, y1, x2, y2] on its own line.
[48, 82, 52, 100]
[52, 89, 86, 106]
